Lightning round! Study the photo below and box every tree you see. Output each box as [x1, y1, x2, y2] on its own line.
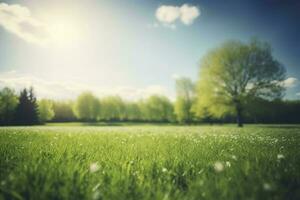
[100, 96, 126, 121]
[140, 95, 174, 122]
[174, 77, 195, 123]
[124, 101, 142, 121]
[194, 39, 286, 127]
[0, 87, 18, 125]
[52, 101, 76, 122]
[38, 99, 54, 123]
[74, 92, 100, 121]
[14, 87, 39, 125]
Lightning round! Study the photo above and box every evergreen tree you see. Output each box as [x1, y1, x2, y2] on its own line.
[14, 87, 39, 125]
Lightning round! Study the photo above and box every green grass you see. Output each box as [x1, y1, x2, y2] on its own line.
[0, 125, 299, 200]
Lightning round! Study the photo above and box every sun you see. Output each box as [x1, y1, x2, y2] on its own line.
[45, 16, 84, 46]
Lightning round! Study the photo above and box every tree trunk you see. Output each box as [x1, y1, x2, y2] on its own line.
[236, 103, 243, 127]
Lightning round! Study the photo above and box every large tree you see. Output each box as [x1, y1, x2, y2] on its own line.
[194, 39, 286, 127]
[174, 77, 195, 123]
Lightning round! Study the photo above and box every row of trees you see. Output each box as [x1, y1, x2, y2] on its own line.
[0, 39, 298, 126]
[73, 93, 175, 122]
[1, 85, 299, 125]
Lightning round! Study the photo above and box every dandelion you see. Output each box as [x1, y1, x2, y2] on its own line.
[277, 154, 284, 160]
[225, 161, 231, 167]
[90, 162, 100, 173]
[213, 161, 224, 172]
[162, 167, 168, 173]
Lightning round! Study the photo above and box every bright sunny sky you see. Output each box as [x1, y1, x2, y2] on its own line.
[0, 0, 299, 100]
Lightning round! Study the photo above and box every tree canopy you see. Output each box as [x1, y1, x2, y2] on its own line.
[0, 87, 18, 125]
[174, 77, 195, 123]
[74, 92, 100, 121]
[14, 88, 39, 125]
[38, 99, 55, 123]
[194, 39, 286, 126]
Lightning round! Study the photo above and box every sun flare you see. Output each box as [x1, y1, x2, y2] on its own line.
[49, 20, 82, 44]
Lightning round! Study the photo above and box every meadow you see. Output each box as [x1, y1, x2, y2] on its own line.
[0, 124, 299, 200]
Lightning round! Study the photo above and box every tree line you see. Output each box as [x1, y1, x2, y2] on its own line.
[1, 86, 299, 125]
[0, 39, 299, 126]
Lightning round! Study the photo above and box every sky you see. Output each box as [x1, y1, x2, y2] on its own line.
[0, 0, 299, 100]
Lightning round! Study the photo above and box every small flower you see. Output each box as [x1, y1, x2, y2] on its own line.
[277, 154, 284, 160]
[90, 162, 100, 173]
[225, 161, 231, 167]
[231, 155, 237, 160]
[162, 167, 168, 173]
[263, 183, 272, 191]
[213, 161, 224, 173]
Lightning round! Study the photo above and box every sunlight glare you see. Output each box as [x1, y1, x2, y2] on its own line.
[46, 16, 84, 46]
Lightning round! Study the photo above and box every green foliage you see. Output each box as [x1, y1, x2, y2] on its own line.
[38, 99, 55, 123]
[124, 101, 143, 121]
[0, 125, 299, 199]
[100, 96, 126, 121]
[14, 87, 39, 125]
[194, 39, 286, 126]
[140, 95, 175, 122]
[0, 87, 18, 125]
[52, 101, 76, 122]
[174, 77, 195, 123]
[74, 92, 100, 121]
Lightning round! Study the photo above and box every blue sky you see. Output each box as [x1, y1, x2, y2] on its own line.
[0, 0, 299, 100]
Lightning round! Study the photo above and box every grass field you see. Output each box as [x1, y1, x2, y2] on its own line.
[0, 124, 299, 200]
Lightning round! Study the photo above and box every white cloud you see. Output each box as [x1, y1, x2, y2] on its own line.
[0, 71, 170, 100]
[155, 4, 200, 28]
[282, 77, 298, 88]
[156, 5, 180, 24]
[180, 4, 200, 25]
[0, 3, 50, 45]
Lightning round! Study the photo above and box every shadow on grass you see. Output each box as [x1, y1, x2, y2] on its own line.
[46, 121, 179, 127]
[253, 124, 300, 129]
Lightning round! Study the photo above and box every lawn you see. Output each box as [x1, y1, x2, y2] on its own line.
[0, 124, 299, 200]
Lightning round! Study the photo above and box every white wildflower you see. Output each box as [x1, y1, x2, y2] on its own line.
[277, 154, 284, 160]
[162, 167, 168, 173]
[90, 162, 100, 173]
[213, 161, 224, 173]
[231, 155, 237, 160]
[225, 161, 231, 167]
